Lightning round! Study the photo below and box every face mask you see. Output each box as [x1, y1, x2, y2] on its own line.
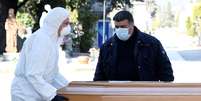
[60, 25, 71, 37]
[115, 28, 131, 41]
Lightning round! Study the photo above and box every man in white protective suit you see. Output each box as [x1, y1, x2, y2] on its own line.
[11, 7, 71, 101]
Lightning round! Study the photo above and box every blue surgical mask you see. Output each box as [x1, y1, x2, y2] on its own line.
[115, 28, 131, 41]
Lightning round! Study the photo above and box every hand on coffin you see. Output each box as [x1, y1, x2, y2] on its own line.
[51, 95, 69, 101]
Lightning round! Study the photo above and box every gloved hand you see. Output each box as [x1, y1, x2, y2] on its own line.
[51, 95, 69, 101]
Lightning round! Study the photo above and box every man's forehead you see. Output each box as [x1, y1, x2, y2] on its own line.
[62, 18, 69, 24]
[64, 18, 69, 22]
[114, 19, 129, 25]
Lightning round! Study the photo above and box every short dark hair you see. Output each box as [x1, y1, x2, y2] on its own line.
[113, 11, 134, 23]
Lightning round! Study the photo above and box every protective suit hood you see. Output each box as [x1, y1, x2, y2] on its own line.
[42, 7, 69, 39]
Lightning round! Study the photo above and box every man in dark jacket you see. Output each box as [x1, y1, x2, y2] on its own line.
[93, 11, 174, 81]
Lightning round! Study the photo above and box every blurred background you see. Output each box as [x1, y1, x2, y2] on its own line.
[1, 0, 201, 100]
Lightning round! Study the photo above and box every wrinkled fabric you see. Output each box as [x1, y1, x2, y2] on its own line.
[11, 7, 69, 101]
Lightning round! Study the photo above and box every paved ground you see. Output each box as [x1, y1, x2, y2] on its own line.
[153, 28, 201, 83]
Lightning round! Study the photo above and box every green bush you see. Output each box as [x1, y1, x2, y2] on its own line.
[185, 2, 201, 37]
[185, 17, 196, 36]
[16, 12, 35, 28]
[151, 17, 160, 32]
[77, 5, 98, 52]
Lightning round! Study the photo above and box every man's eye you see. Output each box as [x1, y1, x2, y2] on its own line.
[115, 26, 120, 28]
[122, 26, 128, 28]
[115, 25, 127, 28]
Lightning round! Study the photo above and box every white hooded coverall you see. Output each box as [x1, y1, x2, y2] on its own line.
[11, 7, 69, 101]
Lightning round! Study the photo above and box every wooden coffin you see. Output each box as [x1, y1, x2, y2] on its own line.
[58, 81, 201, 101]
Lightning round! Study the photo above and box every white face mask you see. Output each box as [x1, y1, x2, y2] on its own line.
[58, 25, 71, 45]
[115, 28, 131, 41]
[60, 25, 71, 37]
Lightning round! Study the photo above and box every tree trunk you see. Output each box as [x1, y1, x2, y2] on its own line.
[0, 0, 8, 54]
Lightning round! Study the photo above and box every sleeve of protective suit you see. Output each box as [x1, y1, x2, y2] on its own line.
[52, 72, 68, 89]
[25, 36, 57, 101]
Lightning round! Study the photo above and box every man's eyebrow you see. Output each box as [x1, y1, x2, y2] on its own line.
[115, 25, 127, 28]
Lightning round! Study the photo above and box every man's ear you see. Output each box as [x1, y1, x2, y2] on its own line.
[129, 25, 134, 34]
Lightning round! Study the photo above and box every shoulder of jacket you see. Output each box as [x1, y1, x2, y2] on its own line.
[137, 32, 160, 45]
[102, 36, 114, 48]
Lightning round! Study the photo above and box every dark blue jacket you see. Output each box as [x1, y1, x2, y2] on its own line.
[93, 26, 174, 81]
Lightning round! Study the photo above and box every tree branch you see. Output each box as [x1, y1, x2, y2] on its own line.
[17, 0, 29, 10]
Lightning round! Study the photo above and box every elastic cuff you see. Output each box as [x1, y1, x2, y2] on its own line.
[48, 92, 57, 101]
